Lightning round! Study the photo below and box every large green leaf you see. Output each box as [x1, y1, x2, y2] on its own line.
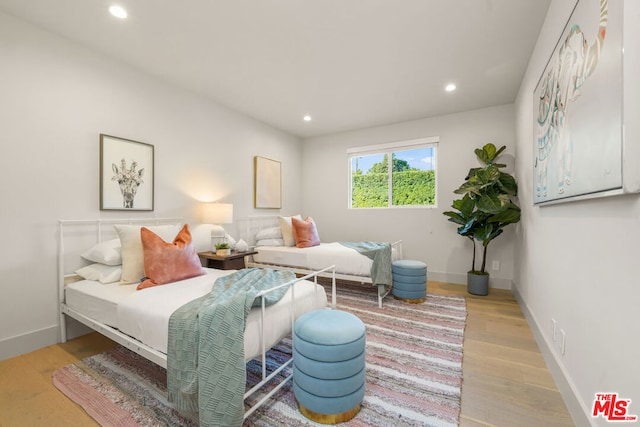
[483, 228, 504, 246]
[476, 143, 506, 165]
[498, 172, 518, 195]
[490, 144, 506, 161]
[489, 206, 521, 224]
[483, 143, 497, 160]
[497, 193, 511, 206]
[443, 211, 466, 225]
[473, 222, 493, 242]
[458, 217, 478, 236]
[475, 147, 490, 165]
[476, 193, 507, 214]
[452, 194, 476, 216]
[454, 180, 482, 196]
[473, 221, 506, 246]
[475, 166, 501, 186]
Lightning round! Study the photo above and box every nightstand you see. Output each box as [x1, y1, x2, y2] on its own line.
[198, 250, 258, 270]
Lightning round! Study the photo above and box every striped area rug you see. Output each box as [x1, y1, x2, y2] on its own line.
[53, 283, 466, 426]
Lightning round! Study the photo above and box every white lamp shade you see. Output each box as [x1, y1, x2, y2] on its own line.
[201, 203, 233, 224]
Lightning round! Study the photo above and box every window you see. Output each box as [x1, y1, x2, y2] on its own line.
[348, 137, 438, 209]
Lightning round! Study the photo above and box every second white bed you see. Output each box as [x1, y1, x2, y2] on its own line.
[252, 242, 373, 277]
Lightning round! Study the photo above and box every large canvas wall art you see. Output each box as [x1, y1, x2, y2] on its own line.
[254, 156, 282, 209]
[533, 0, 623, 205]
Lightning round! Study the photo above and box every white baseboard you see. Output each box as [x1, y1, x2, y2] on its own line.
[428, 270, 512, 290]
[0, 325, 58, 361]
[512, 285, 592, 427]
[0, 317, 94, 362]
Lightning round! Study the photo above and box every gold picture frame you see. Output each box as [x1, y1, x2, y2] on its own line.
[254, 156, 282, 209]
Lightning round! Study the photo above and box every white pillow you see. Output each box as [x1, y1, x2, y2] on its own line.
[255, 238, 285, 247]
[75, 263, 122, 284]
[255, 226, 282, 241]
[278, 215, 302, 247]
[81, 239, 122, 266]
[114, 224, 181, 283]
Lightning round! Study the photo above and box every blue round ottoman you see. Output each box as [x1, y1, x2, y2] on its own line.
[392, 259, 427, 303]
[293, 309, 366, 424]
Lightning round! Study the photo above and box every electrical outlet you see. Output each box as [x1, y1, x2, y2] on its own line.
[552, 318, 557, 341]
[560, 329, 566, 355]
[491, 260, 500, 271]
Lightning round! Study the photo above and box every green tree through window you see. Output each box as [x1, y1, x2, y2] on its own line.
[349, 141, 437, 208]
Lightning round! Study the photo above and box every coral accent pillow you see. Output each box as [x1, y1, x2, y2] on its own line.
[137, 224, 204, 290]
[115, 224, 180, 284]
[291, 216, 321, 248]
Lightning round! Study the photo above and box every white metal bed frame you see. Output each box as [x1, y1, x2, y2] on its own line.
[57, 218, 336, 421]
[238, 215, 402, 308]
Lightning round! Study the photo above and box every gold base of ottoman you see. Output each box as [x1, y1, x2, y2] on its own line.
[393, 295, 426, 304]
[297, 402, 361, 424]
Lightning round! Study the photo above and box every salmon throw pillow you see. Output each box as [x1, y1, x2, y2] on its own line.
[137, 224, 204, 290]
[291, 216, 321, 248]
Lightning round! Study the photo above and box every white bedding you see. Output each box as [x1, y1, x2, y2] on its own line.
[65, 280, 137, 326]
[253, 242, 373, 277]
[65, 267, 327, 360]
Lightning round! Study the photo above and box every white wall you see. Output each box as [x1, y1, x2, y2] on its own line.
[0, 11, 303, 360]
[302, 105, 517, 289]
[514, 0, 640, 425]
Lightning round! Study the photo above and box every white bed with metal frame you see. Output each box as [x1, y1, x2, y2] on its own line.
[57, 218, 336, 421]
[238, 215, 402, 308]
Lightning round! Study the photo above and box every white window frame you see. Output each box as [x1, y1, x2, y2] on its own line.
[347, 136, 439, 209]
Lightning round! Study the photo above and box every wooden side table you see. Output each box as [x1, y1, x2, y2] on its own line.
[198, 250, 258, 270]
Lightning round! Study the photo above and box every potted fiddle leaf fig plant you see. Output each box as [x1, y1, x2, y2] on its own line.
[443, 143, 521, 295]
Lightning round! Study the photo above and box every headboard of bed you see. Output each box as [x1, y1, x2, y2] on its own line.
[57, 217, 183, 275]
[237, 215, 280, 247]
[57, 217, 184, 341]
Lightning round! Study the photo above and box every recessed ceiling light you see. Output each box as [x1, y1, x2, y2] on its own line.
[445, 83, 457, 92]
[303, 115, 312, 122]
[109, 5, 128, 19]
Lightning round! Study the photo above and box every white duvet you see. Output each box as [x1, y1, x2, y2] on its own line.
[252, 242, 373, 277]
[65, 268, 327, 360]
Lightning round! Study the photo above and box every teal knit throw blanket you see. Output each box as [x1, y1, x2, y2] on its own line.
[167, 268, 294, 426]
[340, 241, 392, 285]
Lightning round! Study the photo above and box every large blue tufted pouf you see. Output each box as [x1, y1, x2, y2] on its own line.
[293, 309, 366, 424]
[392, 259, 427, 303]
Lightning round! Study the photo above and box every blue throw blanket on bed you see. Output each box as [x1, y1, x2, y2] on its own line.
[340, 241, 392, 286]
[166, 268, 295, 427]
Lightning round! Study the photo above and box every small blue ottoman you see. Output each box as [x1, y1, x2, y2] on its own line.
[392, 259, 427, 303]
[293, 309, 366, 424]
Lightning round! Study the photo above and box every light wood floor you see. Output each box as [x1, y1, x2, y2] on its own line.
[0, 281, 574, 426]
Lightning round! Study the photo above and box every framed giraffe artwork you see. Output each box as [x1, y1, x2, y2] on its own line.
[100, 134, 154, 211]
[533, 0, 624, 205]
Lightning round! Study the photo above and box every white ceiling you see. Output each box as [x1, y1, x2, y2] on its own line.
[0, 0, 550, 138]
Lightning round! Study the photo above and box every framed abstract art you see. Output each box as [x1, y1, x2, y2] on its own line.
[254, 156, 282, 209]
[533, 0, 624, 205]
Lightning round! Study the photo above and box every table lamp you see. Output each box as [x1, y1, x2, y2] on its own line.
[201, 202, 233, 251]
